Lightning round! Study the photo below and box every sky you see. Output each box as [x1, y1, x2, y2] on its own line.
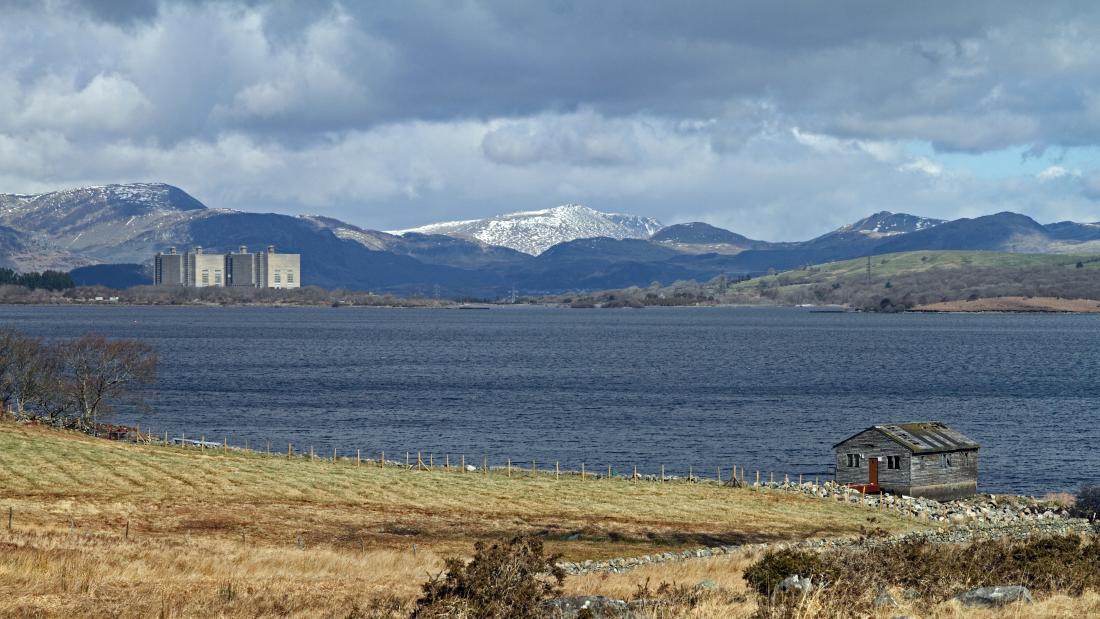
[2, 1, 1100, 240]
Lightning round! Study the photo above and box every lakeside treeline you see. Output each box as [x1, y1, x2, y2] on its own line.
[0, 329, 156, 431]
[0, 268, 73, 290]
[0, 283, 463, 306]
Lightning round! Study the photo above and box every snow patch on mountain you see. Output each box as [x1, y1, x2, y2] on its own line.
[391, 204, 663, 255]
[836, 211, 945, 238]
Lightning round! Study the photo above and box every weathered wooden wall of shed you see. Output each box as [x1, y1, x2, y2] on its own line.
[909, 449, 978, 499]
[834, 429, 911, 490]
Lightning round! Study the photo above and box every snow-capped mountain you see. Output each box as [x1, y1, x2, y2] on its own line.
[391, 204, 663, 255]
[0, 183, 218, 270]
[836, 211, 945, 238]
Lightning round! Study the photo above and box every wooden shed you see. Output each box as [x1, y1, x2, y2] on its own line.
[833, 422, 979, 501]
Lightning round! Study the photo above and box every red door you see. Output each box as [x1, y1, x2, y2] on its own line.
[868, 458, 879, 485]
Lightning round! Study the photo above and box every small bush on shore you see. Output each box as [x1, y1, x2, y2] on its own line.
[1071, 484, 1100, 520]
[412, 536, 564, 619]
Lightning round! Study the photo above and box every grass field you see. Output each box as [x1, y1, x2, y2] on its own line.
[730, 250, 1100, 293]
[3, 421, 1097, 617]
[0, 420, 926, 617]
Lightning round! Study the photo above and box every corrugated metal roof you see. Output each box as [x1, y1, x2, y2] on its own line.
[834, 422, 979, 454]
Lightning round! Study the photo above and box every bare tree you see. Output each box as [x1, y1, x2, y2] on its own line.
[59, 335, 157, 432]
[0, 330, 58, 419]
[0, 329, 14, 418]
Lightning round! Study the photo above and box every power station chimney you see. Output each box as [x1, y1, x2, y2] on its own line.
[267, 245, 275, 254]
[195, 246, 203, 255]
[239, 245, 248, 254]
[168, 246, 176, 254]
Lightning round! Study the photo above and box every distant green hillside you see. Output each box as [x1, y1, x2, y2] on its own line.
[728, 251, 1100, 311]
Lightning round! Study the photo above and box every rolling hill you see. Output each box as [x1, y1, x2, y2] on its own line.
[3, 182, 1100, 296]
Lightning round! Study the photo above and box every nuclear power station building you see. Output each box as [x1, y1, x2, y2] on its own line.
[154, 245, 301, 289]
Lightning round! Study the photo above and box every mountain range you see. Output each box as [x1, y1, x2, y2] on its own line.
[2, 183, 1099, 296]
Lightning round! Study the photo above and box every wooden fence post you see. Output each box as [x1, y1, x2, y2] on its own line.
[634, 465, 638, 481]
[445, 454, 449, 469]
[507, 459, 511, 477]
[717, 466, 721, 483]
[483, 456, 488, 476]
[607, 464, 612, 480]
[461, 454, 465, 471]
[164, 430, 168, 445]
[267, 441, 271, 456]
[660, 464, 665, 482]
[689, 465, 693, 481]
[581, 463, 585, 480]
[756, 470, 760, 487]
[288, 443, 292, 460]
[555, 461, 560, 480]
[333, 447, 337, 464]
[429, 452, 433, 469]
[223, 437, 227, 455]
[531, 460, 535, 477]
[357, 449, 361, 467]
[381, 451, 385, 467]
[406, 451, 410, 468]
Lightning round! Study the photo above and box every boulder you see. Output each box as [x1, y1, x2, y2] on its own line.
[776, 575, 815, 595]
[874, 590, 899, 608]
[543, 596, 629, 618]
[464, 464, 477, 472]
[954, 586, 1033, 608]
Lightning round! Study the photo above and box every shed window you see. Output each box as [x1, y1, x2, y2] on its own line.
[887, 455, 901, 470]
[846, 454, 861, 468]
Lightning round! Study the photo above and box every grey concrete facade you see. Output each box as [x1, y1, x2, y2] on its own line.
[154, 245, 300, 288]
[255, 245, 300, 289]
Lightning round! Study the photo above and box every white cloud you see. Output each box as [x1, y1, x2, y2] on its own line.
[1035, 165, 1081, 181]
[898, 157, 945, 176]
[13, 74, 153, 133]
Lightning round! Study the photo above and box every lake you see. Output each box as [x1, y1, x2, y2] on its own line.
[2, 305, 1097, 495]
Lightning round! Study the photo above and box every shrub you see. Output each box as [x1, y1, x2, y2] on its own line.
[742, 549, 825, 597]
[1071, 483, 1100, 520]
[749, 535, 1100, 617]
[412, 536, 564, 619]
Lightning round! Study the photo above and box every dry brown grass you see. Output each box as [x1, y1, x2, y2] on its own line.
[564, 549, 1100, 618]
[913, 296, 1100, 313]
[0, 420, 937, 617]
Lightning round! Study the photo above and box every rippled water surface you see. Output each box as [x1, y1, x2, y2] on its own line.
[3, 305, 1098, 494]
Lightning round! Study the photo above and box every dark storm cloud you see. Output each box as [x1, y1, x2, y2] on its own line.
[2, 0, 1100, 234]
[7, 0, 1098, 152]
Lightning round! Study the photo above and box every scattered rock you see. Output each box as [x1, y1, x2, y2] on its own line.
[874, 590, 899, 608]
[694, 580, 718, 590]
[464, 464, 476, 472]
[954, 586, 1034, 608]
[543, 596, 629, 618]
